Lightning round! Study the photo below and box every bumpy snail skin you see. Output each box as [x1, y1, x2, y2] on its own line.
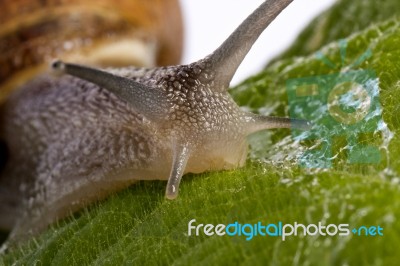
[0, 0, 307, 245]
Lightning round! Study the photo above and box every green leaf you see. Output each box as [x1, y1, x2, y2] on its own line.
[276, 0, 400, 60]
[2, 8, 400, 266]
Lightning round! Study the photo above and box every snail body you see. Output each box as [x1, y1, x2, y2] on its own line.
[0, 0, 304, 244]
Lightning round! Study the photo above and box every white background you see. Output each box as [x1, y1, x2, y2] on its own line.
[180, 0, 337, 85]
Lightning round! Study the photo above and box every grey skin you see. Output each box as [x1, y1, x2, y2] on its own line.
[0, 0, 303, 244]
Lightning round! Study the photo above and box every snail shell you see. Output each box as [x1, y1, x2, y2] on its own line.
[0, 0, 307, 246]
[0, 0, 183, 103]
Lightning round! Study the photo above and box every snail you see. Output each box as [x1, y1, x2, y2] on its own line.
[0, 0, 183, 244]
[0, 0, 306, 246]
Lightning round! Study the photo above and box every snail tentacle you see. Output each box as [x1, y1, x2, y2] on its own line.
[165, 142, 191, 200]
[206, 0, 294, 89]
[244, 114, 312, 135]
[51, 60, 170, 122]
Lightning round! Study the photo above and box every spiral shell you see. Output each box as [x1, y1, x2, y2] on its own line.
[0, 0, 183, 103]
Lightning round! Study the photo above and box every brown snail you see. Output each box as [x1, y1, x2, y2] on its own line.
[0, 0, 307, 246]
